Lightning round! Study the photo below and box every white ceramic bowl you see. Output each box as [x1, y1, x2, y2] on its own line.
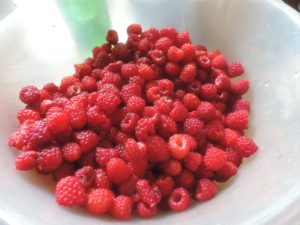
[1, 0, 300, 224]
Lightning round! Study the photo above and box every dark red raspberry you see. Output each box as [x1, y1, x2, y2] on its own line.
[95, 147, 119, 167]
[37, 146, 62, 174]
[15, 151, 38, 171]
[230, 79, 249, 95]
[225, 147, 243, 167]
[169, 101, 188, 122]
[180, 63, 197, 83]
[53, 162, 76, 182]
[106, 158, 130, 184]
[17, 109, 40, 123]
[136, 179, 160, 207]
[156, 175, 175, 196]
[62, 142, 82, 162]
[187, 80, 202, 95]
[204, 119, 224, 141]
[112, 43, 129, 60]
[236, 136, 258, 157]
[232, 99, 250, 112]
[227, 62, 244, 77]
[81, 76, 97, 92]
[110, 195, 133, 220]
[184, 118, 204, 136]
[127, 24, 142, 35]
[158, 115, 178, 137]
[195, 165, 214, 179]
[215, 161, 238, 181]
[74, 130, 100, 153]
[184, 152, 203, 172]
[183, 93, 201, 111]
[175, 169, 196, 189]
[168, 187, 191, 211]
[124, 138, 147, 162]
[138, 38, 151, 51]
[136, 202, 157, 218]
[160, 159, 182, 176]
[94, 168, 112, 189]
[118, 175, 138, 195]
[145, 135, 170, 163]
[197, 101, 217, 121]
[55, 176, 87, 207]
[225, 110, 249, 129]
[74, 63, 92, 78]
[19, 85, 40, 105]
[75, 166, 95, 189]
[126, 96, 145, 114]
[106, 29, 119, 45]
[203, 147, 227, 171]
[128, 159, 148, 178]
[181, 43, 195, 63]
[135, 118, 156, 141]
[195, 178, 217, 201]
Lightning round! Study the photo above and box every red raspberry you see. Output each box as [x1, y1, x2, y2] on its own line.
[55, 176, 87, 207]
[120, 113, 140, 134]
[114, 131, 131, 145]
[215, 161, 238, 181]
[106, 29, 118, 45]
[95, 147, 119, 167]
[101, 71, 122, 88]
[127, 24, 142, 35]
[126, 96, 145, 114]
[145, 135, 170, 163]
[74, 130, 100, 153]
[64, 100, 87, 130]
[124, 138, 147, 162]
[97, 83, 120, 96]
[97, 92, 121, 114]
[160, 27, 178, 41]
[15, 151, 38, 171]
[138, 38, 151, 51]
[62, 142, 82, 162]
[195, 165, 214, 179]
[165, 63, 181, 78]
[203, 147, 227, 171]
[143, 106, 160, 124]
[138, 63, 155, 81]
[183, 93, 201, 111]
[158, 115, 178, 137]
[176, 31, 191, 46]
[17, 109, 40, 123]
[156, 176, 175, 197]
[46, 109, 70, 134]
[87, 188, 114, 215]
[87, 106, 111, 129]
[37, 146, 62, 174]
[106, 158, 130, 184]
[211, 54, 227, 69]
[78, 150, 96, 167]
[168, 187, 191, 211]
[225, 110, 249, 129]
[118, 175, 138, 195]
[128, 158, 148, 178]
[200, 84, 218, 100]
[205, 119, 224, 141]
[197, 55, 211, 69]
[75, 166, 95, 189]
[184, 152, 203, 172]
[221, 128, 239, 147]
[157, 79, 175, 98]
[195, 178, 217, 201]
[181, 43, 195, 63]
[19, 85, 40, 105]
[81, 76, 97, 92]
[227, 62, 244, 77]
[236, 136, 258, 157]
[121, 83, 142, 103]
[135, 118, 156, 141]
[184, 118, 204, 136]
[198, 68, 208, 81]
[230, 79, 249, 95]
[136, 179, 160, 207]
[112, 43, 129, 60]
[59, 76, 79, 93]
[175, 170, 196, 189]
[154, 97, 173, 115]
[179, 63, 197, 83]
[94, 51, 110, 68]
[43, 82, 59, 94]
[94, 168, 112, 189]
[154, 37, 172, 52]
[167, 46, 184, 62]
[168, 134, 193, 159]
[225, 147, 243, 167]
[214, 73, 231, 90]
[187, 80, 202, 95]
[120, 63, 138, 79]
[208, 49, 221, 60]
[53, 162, 76, 182]
[74, 63, 92, 78]
[110, 195, 133, 220]
[160, 159, 182, 176]
[148, 49, 167, 65]
[175, 89, 186, 100]
[169, 101, 188, 122]
[232, 99, 250, 112]
[136, 202, 157, 218]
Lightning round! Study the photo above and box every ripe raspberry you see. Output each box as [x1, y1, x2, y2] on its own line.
[197, 101, 217, 121]
[55, 176, 87, 207]
[87, 188, 114, 215]
[160, 27, 177, 41]
[135, 118, 156, 141]
[184, 118, 204, 136]
[225, 110, 249, 129]
[124, 138, 147, 162]
[160, 159, 182, 176]
[197, 55, 211, 69]
[146, 135, 170, 163]
[157, 79, 175, 98]
[208, 49, 221, 60]
[74, 130, 100, 153]
[176, 31, 191, 46]
[227, 62, 244, 77]
[126, 96, 145, 114]
[156, 175, 175, 196]
[94, 51, 110, 68]
[127, 24, 142, 35]
[120, 113, 140, 134]
[211, 54, 227, 69]
[62, 142, 82, 162]
[97, 84, 120, 97]
[149, 49, 167, 65]
[120, 63, 138, 79]
[37, 146, 63, 174]
[214, 73, 231, 90]
[203, 147, 227, 171]
[53, 162, 76, 182]
[74, 62, 92, 78]
[136, 179, 160, 207]
[46, 109, 70, 134]
[236, 136, 258, 157]
[169, 134, 195, 159]
[101, 71, 122, 87]
[106, 158, 130, 184]
[183, 93, 201, 111]
[221, 128, 239, 147]
[75, 166, 95, 189]
[95, 147, 119, 167]
[187, 80, 202, 95]
[179, 63, 197, 83]
[97, 92, 121, 114]
[110, 195, 133, 220]
[19, 85, 40, 105]
[121, 83, 142, 103]
[118, 175, 138, 195]
[167, 46, 184, 62]
[136, 202, 157, 218]
[195, 165, 214, 179]
[17, 109, 40, 123]
[112, 43, 129, 60]
[94, 168, 112, 189]
[158, 115, 178, 137]
[175, 170, 196, 189]
[205, 119, 224, 141]
[15, 151, 38, 171]
[154, 97, 173, 115]
[81, 76, 97, 92]
[64, 101, 87, 130]
[165, 62, 181, 77]
[200, 84, 218, 100]
[138, 37, 151, 51]
[232, 99, 250, 112]
[230, 79, 249, 95]
[215, 161, 238, 181]
[225, 147, 243, 167]
[154, 37, 172, 52]
[128, 158, 148, 178]
[106, 29, 118, 45]
[195, 178, 217, 201]
[168, 187, 191, 212]
[114, 131, 131, 145]
[143, 106, 160, 124]
[138, 63, 155, 81]
[59, 76, 79, 93]
[184, 152, 203, 172]
[181, 43, 195, 63]
[43, 82, 59, 94]
[169, 101, 188, 122]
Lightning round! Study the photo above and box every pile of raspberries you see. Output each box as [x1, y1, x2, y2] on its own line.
[8, 24, 258, 220]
